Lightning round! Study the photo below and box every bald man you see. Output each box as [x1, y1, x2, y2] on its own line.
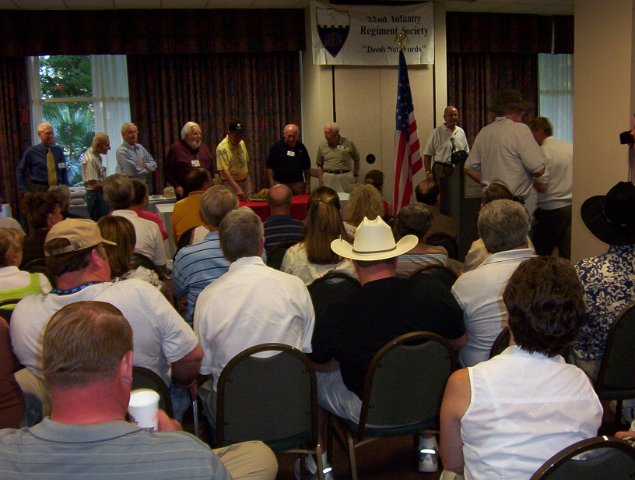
[422, 106, 469, 219]
[266, 124, 312, 195]
[17, 122, 69, 194]
[263, 184, 304, 256]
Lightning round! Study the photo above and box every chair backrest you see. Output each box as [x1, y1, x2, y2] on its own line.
[308, 272, 361, 323]
[529, 436, 635, 480]
[131, 366, 173, 417]
[426, 233, 459, 260]
[216, 343, 317, 452]
[358, 331, 456, 439]
[173, 227, 196, 259]
[266, 240, 298, 270]
[595, 302, 635, 399]
[489, 326, 511, 359]
[409, 264, 458, 289]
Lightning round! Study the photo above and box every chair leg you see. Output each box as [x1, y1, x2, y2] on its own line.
[315, 445, 326, 480]
[615, 399, 624, 430]
[346, 430, 358, 480]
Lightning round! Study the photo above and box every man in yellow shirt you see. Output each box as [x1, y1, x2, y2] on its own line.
[216, 121, 251, 200]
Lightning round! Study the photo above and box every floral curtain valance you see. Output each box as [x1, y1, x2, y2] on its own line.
[446, 13, 573, 54]
[0, 9, 306, 56]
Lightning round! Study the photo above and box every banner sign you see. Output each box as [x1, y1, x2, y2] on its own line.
[310, 1, 434, 66]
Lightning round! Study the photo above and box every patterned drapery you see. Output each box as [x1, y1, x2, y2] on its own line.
[0, 57, 30, 215]
[127, 52, 302, 192]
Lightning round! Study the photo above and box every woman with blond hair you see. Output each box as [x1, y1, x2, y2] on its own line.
[281, 187, 357, 285]
[343, 183, 385, 234]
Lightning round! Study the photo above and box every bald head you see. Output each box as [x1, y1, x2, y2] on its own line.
[283, 124, 300, 148]
[443, 106, 459, 130]
[267, 184, 292, 214]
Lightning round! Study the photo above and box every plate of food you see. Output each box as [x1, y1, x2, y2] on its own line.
[250, 188, 269, 201]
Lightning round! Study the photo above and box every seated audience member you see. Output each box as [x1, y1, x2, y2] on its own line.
[343, 183, 384, 235]
[97, 216, 163, 291]
[48, 185, 83, 219]
[452, 199, 534, 367]
[0, 301, 277, 480]
[0, 228, 51, 310]
[310, 217, 465, 474]
[20, 191, 63, 266]
[415, 179, 457, 240]
[263, 184, 304, 257]
[392, 203, 461, 278]
[364, 170, 392, 219]
[173, 186, 237, 325]
[171, 167, 213, 245]
[103, 174, 168, 277]
[10, 218, 202, 421]
[281, 188, 357, 284]
[0, 317, 23, 429]
[440, 256, 603, 479]
[129, 179, 168, 240]
[572, 181, 635, 381]
[194, 207, 314, 427]
[463, 182, 515, 272]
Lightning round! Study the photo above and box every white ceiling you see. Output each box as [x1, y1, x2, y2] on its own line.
[0, 0, 574, 16]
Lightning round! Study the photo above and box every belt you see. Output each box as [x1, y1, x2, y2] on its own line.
[324, 169, 351, 174]
[30, 179, 49, 185]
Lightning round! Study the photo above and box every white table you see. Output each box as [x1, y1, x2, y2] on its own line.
[154, 202, 177, 258]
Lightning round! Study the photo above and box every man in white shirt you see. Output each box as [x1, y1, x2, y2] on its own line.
[103, 173, 167, 277]
[81, 132, 110, 221]
[529, 116, 573, 259]
[423, 106, 469, 220]
[194, 207, 315, 425]
[452, 199, 535, 367]
[10, 218, 202, 421]
[465, 89, 549, 201]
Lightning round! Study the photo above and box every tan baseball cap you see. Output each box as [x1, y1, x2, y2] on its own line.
[44, 219, 116, 257]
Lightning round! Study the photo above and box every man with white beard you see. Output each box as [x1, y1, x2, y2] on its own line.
[165, 121, 215, 198]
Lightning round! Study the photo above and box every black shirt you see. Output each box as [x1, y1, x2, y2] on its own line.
[266, 140, 311, 183]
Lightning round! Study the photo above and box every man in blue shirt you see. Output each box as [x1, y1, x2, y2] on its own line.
[115, 122, 157, 184]
[172, 185, 238, 325]
[17, 122, 68, 193]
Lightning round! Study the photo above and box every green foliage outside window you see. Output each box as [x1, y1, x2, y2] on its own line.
[38, 55, 94, 186]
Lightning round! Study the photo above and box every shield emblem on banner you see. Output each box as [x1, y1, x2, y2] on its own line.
[316, 7, 350, 58]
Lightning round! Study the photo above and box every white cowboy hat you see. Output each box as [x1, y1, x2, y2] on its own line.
[331, 216, 417, 261]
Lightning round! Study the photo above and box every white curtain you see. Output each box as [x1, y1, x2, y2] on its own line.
[538, 54, 573, 143]
[91, 55, 131, 174]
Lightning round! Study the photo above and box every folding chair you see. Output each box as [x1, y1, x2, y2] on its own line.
[215, 343, 325, 479]
[530, 435, 635, 479]
[329, 331, 456, 480]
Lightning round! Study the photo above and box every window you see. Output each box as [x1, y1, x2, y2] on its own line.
[28, 55, 131, 185]
[538, 54, 573, 143]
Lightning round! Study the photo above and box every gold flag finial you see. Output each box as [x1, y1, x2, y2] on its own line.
[395, 29, 408, 51]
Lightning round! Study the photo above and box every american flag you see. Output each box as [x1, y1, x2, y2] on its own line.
[393, 50, 422, 215]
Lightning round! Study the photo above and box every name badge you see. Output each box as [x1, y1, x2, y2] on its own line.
[336, 145, 344, 151]
[287, 150, 295, 157]
[191, 160, 201, 167]
[58, 162, 66, 169]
